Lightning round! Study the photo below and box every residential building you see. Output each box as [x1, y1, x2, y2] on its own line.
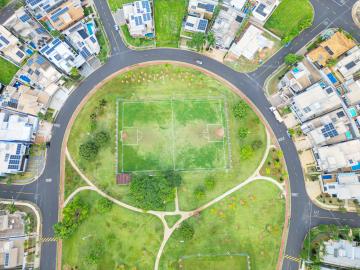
[184, 15, 208, 33]
[335, 46, 360, 81]
[16, 54, 62, 91]
[313, 139, 360, 172]
[40, 38, 85, 74]
[0, 211, 26, 268]
[4, 7, 52, 50]
[322, 240, 360, 269]
[46, 0, 84, 31]
[302, 109, 352, 146]
[63, 19, 100, 59]
[343, 79, 360, 106]
[308, 31, 356, 68]
[0, 25, 27, 65]
[278, 62, 315, 94]
[188, 0, 218, 20]
[228, 24, 274, 60]
[123, 0, 154, 38]
[252, 0, 279, 23]
[212, 6, 243, 49]
[25, 0, 64, 20]
[0, 110, 39, 143]
[290, 82, 342, 123]
[223, 0, 247, 11]
[322, 173, 360, 200]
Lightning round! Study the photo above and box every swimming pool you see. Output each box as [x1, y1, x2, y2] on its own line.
[327, 73, 337, 84]
[348, 107, 357, 117]
[86, 22, 94, 35]
[345, 131, 353, 140]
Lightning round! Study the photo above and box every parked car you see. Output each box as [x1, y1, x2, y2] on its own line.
[114, 24, 119, 31]
[270, 106, 283, 123]
[195, 60, 203, 65]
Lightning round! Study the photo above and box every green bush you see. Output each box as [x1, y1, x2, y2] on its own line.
[94, 131, 110, 147]
[85, 239, 104, 264]
[238, 127, 249, 140]
[79, 140, 99, 160]
[164, 171, 182, 188]
[233, 101, 250, 119]
[251, 140, 263, 150]
[194, 185, 206, 200]
[97, 197, 113, 213]
[284, 53, 304, 66]
[204, 176, 215, 191]
[173, 221, 195, 240]
[240, 145, 253, 160]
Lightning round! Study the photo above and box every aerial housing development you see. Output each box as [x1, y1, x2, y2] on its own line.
[0, 0, 360, 270]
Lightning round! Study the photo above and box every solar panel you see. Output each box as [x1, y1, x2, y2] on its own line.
[20, 14, 31, 22]
[197, 19, 208, 31]
[10, 155, 21, 160]
[345, 61, 356, 70]
[321, 123, 338, 138]
[16, 144, 22, 155]
[8, 164, 19, 170]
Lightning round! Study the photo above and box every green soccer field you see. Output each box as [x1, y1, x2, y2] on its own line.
[118, 98, 229, 172]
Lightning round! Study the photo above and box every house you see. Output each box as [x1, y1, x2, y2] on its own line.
[290, 82, 342, 123]
[313, 139, 360, 172]
[212, 6, 243, 49]
[63, 19, 100, 59]
[223, 0, 247, 11]
[335, 46, 360, 81]
[322, 240, 360, 269]
[308, 31, 356, 68]
[0, 110, 39, 142]
[322, 173, 360, 200]
[40, 38, 85, 74]
[25, 0, 65, 20]
[123, 0, 154, 38]
[252, 0, 279, 23]
[344, 79, 360, 106]
[302, 109, 352, 146]
[0, 211, 26, 269]
[278, 62, 314, 94]
[184, 15, 208, 33]
[4, 7, 52, 50]
[46, 0, 84, 31]
[188, 0, 218, 20]
[228, 24, 274, 60]
[0, 25, 27, 65]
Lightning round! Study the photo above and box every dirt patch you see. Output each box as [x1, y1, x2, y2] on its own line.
[215, 128, 225, 139]
[121, 131, 128, 141]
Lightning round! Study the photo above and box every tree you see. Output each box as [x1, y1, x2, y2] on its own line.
[284, 53, 304, 66]
[54, 197, 89, 239]
[70, 67, 80, 79]
[6, 203, 17, 214]
[240, 145, 253, 160]
[163, 171, 182, 188]
[173, 221, 195, 240]
[206, 32, 216, 50]
[187, 33, 206, 51]
[251, 139, 263, 150]
[232, 101, 249, 119]
[79, 140, 99, 160]
[326, 58, 338, 67]
[99, 98, 107, 107]
[129, 174, 175, 210]
[94, 131, 110, 147]
[238, 127, 249, 140]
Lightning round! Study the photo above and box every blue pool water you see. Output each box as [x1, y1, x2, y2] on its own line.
[322, 175, 332, 180]
[86, 22, 94, 35]
[349, 107, 357, 117]
[327, 73, 337, 84]
[345, 131, 353, 139]
[351, 162, 360, 171]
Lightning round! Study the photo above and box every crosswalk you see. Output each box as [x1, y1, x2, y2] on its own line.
[284, 254, 301, 263]
[40, 237, 57, 242]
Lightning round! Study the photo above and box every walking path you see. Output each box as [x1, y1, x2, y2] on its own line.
[64, 127, 286, 270]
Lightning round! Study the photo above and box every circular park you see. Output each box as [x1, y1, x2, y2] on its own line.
[60, 63, 287, 270]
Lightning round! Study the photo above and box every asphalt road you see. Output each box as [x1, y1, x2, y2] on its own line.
[1, 0, 360, 269]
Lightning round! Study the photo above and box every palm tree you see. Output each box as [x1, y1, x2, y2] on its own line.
[206, 32, 216, 50]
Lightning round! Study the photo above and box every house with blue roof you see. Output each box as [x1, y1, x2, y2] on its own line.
[39, 38, 85, 74]
[184, 0, 218, 34]
[123, 0, 154, 38]
[25, 0, 64, 20]
[0, 25, 27, 65]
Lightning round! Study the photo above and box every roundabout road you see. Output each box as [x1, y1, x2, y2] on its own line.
[1, 0, 360, 269]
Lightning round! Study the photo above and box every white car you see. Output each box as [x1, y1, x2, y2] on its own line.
[195, 60, 203, 65]
[114, 24, 119, 31]
[270, 106, 283, 123]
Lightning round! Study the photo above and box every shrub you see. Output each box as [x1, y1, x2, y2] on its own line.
[204, 176, 215, 191]
[187, 33, 206, 51]
[164, 171, 182, 188]
[97, 197, 113, 213]
[238, 127, 249, 140]
[85, 239, 104, 264]
[251, 139, 263, 150]
[284, 53, 304, 66]
[79, 140, 99, 160]
[240, 145, 253, 160]
[173, 221, 195, 240]
[194, 185, 206, 200]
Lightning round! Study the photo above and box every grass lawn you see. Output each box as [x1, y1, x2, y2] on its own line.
[264, 0, 313, 41]
[120, 25, 155, 48]
[266, 65, 289, 96]
[180, 255, 249, 269]
[154, 0, 187, 47]
[95, 19, 110, 63]
[118, 98, 228, 172]
[0, 57, 19, 85]
[165, 215, 181, 228]
[160, 181, 285, 269]
[64, 160, 84, 200]
[68, 64, 267, 210]
[107, 0, 133, 11]
[62, 190, 163, 269]
[0, 0, 11, 9]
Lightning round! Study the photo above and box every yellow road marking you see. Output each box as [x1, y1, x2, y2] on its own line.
[284, 254, 301, 263]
